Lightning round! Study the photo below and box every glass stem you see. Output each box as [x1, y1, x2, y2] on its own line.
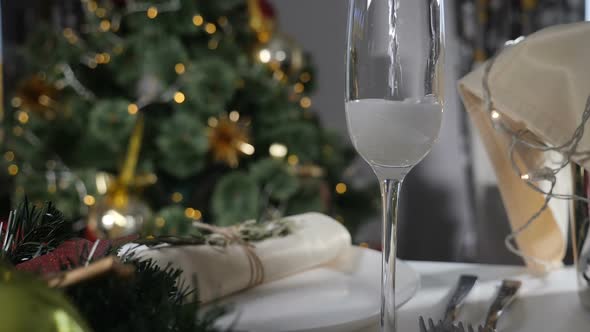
[380, 177, 402, 332]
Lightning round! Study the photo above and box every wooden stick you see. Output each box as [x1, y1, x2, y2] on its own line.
[45, 256, 135, 288]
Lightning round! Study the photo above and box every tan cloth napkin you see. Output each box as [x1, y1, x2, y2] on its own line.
[121, 212, 351, 303]
[458, 22, 590, 271]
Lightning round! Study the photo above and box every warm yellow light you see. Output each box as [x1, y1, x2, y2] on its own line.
[83, 195, 96, 206]
[193, 209, 202, 220]
[17, 111, 29, 124]
[8, 164, 19, 176]
[147, 6, 158, 19]
[95, 53, 110, 64]
[11, 97, 22, 108]
[95, 7, 107, 18]
[239, 142, 255, 156]
[99, 53, 110, 63]
[175, 63, 186, 75]
[38, 94, 51, 106]
[208, 117, 219, 128]
[184, 208, 203, 220]
[273, 70, 285, 81]
[4, 151, 15, 162]
[300, 97, 312, 109]
[63, 28, 74, 39]
[359, 242, 369, 248]
[287, 154, 299, 165]
[12, 126, 23, 136]
[300, 72, 311, 83]
[171, 192, 183, 203]
[207, 39, 219, 50]
[218, 16, 228, 26]
[205, 23, 217, 34]
[155, 217, 166, 228]
[87, 1, 98, 12]
[99, 20, 111, 32]
[269, 143, 288, 158]
[258, 49, 271, 63]
[127, 103, 139, 115]
[229, 111, 240, 122]
[173, 91, 186, 104]
[491, 110, 500, 119]
[294, 83, 305, 94]
[335, 182, 347, 194]
[192, 15, 204, 26]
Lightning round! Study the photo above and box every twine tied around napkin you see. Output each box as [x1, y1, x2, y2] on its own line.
[192, 221, 265, 288]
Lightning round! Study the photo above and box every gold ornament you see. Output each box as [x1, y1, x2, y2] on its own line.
[254, 33, 306, 80]
[13, 75, 59, 118]
[247, 0, 275, 42]
[0, 268, 91, 332]
[208, 115, 253, 168]
[87, 115, 153, 239]
[86, 195, 151, 239]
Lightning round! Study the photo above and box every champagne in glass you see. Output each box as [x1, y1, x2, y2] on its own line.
[345, 0, 445, 330]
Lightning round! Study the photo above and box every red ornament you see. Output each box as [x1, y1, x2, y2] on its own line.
[258, 0, 276, 19]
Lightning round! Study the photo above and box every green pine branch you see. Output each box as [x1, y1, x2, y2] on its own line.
[1, 197, 74, 265]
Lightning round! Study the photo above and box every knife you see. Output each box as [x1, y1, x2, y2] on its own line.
[442, 274, 479, 324]
[482, 279, 522, 331]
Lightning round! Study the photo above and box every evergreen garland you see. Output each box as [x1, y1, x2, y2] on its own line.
[65, 259, 228, 332]
[1, 198, 74, 265]
[1, 199, 229, 332]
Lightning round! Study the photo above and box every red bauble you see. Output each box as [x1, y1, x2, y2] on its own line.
[258, 0, 276, 19]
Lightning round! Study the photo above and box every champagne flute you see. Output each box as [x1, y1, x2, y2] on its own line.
[345, 0, 445, 330]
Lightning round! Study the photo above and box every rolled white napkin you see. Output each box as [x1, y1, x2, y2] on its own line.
[120, 212, 351, 303]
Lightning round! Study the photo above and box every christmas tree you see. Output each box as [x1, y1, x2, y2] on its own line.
[2, 0, 377, 237]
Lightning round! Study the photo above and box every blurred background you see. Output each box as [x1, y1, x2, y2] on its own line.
[0, 0, 588, 264]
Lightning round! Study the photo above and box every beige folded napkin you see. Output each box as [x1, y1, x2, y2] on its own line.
[459, 22, 590, 271]
[121, 212, 351, 303]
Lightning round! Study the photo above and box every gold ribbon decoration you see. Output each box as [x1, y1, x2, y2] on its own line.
[247, 0, 275, 42]
[110, 114, 145, 209]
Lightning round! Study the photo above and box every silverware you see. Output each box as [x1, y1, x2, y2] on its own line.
[443, 275, 479, 324]
[418, 274, 479, 332]
[482, 279, 522, 331]
[419, 316, 479, 332]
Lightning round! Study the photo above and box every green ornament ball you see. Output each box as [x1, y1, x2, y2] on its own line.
[0, 270, 91, 332]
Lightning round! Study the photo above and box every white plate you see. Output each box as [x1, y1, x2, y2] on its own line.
[214, 246, 420, 332]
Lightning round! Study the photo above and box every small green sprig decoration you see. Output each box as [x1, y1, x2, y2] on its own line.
[138, 217, 293, 247]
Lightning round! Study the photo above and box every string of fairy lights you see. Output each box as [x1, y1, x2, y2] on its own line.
[4, 0, 349, 224]
[483, 37, 590, 268]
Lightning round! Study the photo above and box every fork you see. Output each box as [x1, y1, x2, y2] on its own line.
[418, 275, 479, 332]
[418, 316, 481, 332]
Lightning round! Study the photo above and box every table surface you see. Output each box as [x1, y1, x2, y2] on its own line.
[357, 261, 590, 332]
